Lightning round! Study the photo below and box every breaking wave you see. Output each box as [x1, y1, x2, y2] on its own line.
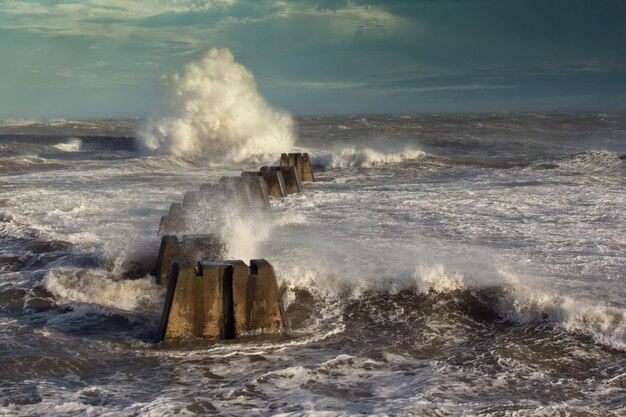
[495, 271, 626, 351]
[137, 48, 295, 162]
[279, 262, 626, 351]
[313, 147, 426, 168]
[52, 138, 82, 152]
[44, 267, 164, 315]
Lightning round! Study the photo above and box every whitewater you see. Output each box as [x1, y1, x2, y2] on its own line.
[0, 112, 624, 415]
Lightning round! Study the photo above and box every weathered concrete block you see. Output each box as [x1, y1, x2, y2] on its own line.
[158, 214, 186, 235]
[268, 166, 301, 194]
[231, 259, 287, 336]
[158, 259, 286, 341]
[241, 173, 270, 210]
[219, 176, 261, 210]
[158, 203, 186, 235]
[259, 167, 287, 198]
[281, 152, 315, 182]
[155, 234, 223, 287]
[169, 203, 182, 218]
[199, 183, 219, 193]
[158, 262, 234, 340]
[182, 191, 197, 209]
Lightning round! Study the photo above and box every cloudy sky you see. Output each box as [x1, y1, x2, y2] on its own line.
[1, 0, 625, 118]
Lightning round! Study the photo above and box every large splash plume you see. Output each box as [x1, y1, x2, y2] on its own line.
[137, 48, 295, 162]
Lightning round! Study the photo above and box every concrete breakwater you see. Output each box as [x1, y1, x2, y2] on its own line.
[155, 153, 314, 341]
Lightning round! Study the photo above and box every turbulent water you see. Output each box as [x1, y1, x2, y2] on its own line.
[0, 113, 625, 416]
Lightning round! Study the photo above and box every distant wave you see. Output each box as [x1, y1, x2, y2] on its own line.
[556, 150, 625, 176]
[52, 138, 82, 152]
[0, 156, 63, 173]
[134, 155, 199, 169]
[312, 147, 427, 168]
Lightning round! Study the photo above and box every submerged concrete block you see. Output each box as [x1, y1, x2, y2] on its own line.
[281, 152, 315, 182]
[155, 234, 223, 287]
[259, 167, 287, 198]
[158, 259, 286, 341]
[158, 262, 233, 340]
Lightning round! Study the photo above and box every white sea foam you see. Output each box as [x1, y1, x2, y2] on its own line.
[52, 138, 82, 152]
[0, 118, 39, 127]
[313, 147, 426, 168]
[414, 264, 465, 294]
[137, 48, 295, 162]
[44, 267, 164, 314]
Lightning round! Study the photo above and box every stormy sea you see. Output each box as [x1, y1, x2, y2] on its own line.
[0, 112, 625, 416]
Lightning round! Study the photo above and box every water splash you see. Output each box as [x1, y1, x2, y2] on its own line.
[313, 147, 426, 168]
[136, 48, 295, 162]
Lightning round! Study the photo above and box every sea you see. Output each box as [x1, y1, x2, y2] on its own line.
[0, 113, 624, 416]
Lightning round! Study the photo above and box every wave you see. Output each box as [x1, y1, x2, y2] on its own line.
[0, 156, 64, 173]
[279, 262, 625, 351]
[52, 138, 82, 152]
[312, 147, 427, 168]
[555, 150, 625, 176]
[133, 154, 198, 170]
[44, 267, 164, 316]
[0, 118, 40, 127]
[495, 271, 626, 351]
[136, 48, 294, 162]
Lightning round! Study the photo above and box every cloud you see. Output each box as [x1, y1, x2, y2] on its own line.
[268, 79, 364, 90]
[55, 68, 74, 77]
[0, 0, 404, 41]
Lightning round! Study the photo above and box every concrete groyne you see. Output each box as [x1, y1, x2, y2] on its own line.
[281, 152, 315, 182]
[153, 153, 315, 341]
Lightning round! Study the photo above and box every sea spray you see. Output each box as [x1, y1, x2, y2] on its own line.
[312, 147, 426, 168]
[44, 268, 164, 314]
[137, 48, 295, 162]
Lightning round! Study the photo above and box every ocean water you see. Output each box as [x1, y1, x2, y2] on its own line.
[0, 113, 625, 416]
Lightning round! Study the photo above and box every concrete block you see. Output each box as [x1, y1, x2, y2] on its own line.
[158, 214, 186, 236]
[158, 203, 186, 235]
[199, 183, 219, 193]
[155, 234, 223, 287]
[259, 167, 287, 198]
[241, 173, 271, 210]
[219, 176, 256, 210]
[281, 152, 315, 182]
[182, 191, 197, 209]
[158, 262, 234, 340]
[231, 259, 287, 336]
[169, 203, 182, 218]
[158, 259, 286, 341]
[267, 166, 301, 194]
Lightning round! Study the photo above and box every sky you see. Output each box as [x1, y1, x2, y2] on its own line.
[0, 0, 625, 118]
